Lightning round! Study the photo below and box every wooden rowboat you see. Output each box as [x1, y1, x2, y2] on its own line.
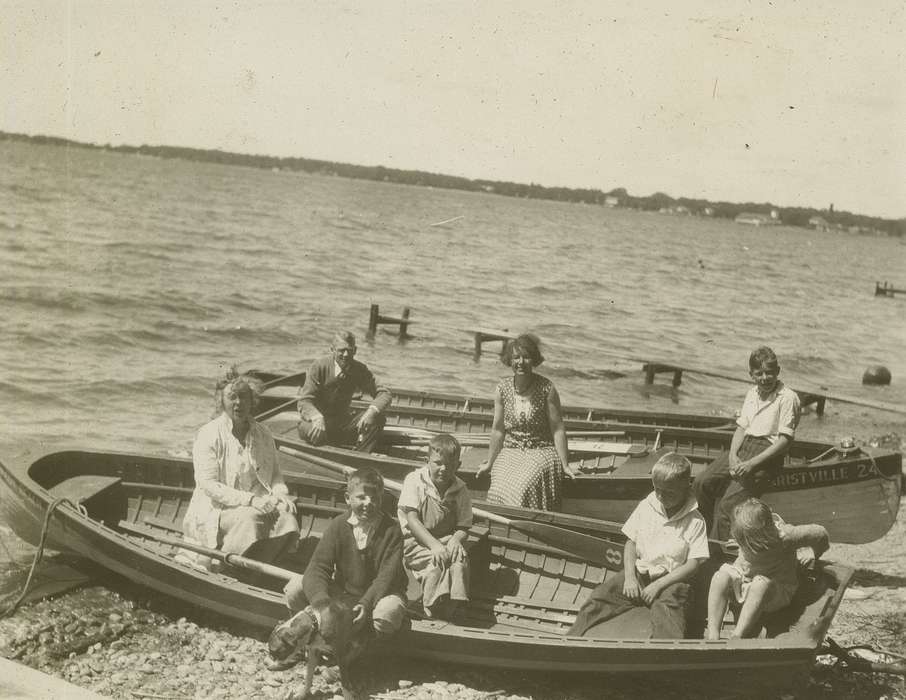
[252, 372, 903, 545]
[0, 446, 853, 679]
[252, 370, 738, 431]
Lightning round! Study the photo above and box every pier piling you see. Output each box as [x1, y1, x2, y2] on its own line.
[367, 304, 413, 338]
[469, 328, 515, 358]
[875, 281, 905, 297]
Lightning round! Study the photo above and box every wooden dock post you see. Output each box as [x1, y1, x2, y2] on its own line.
[876, 281, 905, 297]
[795, 391, 826, 416]
[642, 362, 684, 388]
[469, 328, 515, 358]
[367, 304, 414, 338]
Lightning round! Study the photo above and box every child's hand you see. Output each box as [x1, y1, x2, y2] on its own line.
[430, 543, 450, 568]
[250, 494, 278, 514]
[641, 580, 665, 605]
[622, 576, 642, 601]
[475, 461, 491, 478]
[447, 539, 466, 563]
[352, 604, 366, 625]
[730, 460, 754, 479]
[274, 493, 297, 514]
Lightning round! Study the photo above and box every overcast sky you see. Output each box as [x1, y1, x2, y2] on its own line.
[3, 1, 904, 218]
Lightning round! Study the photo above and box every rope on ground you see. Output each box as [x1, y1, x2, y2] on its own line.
[0, 497, 85, 619]
[823, 637, 906, 676]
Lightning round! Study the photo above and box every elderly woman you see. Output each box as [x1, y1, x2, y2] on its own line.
[476, 334, 576, 510]
[183, 368, 299, 566]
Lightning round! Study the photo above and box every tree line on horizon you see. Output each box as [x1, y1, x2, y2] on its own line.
[3, 130, 903, 237]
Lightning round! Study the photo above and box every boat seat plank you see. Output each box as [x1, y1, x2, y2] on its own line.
[142, 515, 183, 533]
[607, 447, 685, 477]
[48, 474, 122, 503]
[48, 474, 126, 527]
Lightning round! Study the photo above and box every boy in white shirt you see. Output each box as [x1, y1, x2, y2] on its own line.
[569, 453, 709, 638]
[398, 434, 473, 619]
[694, 346, 800, 539]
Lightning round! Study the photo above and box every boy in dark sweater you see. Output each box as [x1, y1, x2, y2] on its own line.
[283, 468, 408, 635]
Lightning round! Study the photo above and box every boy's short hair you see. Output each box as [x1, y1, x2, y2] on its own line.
[651, 452, 692, 482]
[428, 433, 461, 463]
[749, 346, 779, 371]
[347, 467, 383, 493]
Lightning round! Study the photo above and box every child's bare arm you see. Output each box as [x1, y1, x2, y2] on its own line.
[780, 523, 829, 560]
[727, 425, 746, 466]
[622, 540, 642, 600]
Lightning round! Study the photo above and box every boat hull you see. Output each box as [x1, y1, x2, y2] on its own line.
[0, 446, 852, 677]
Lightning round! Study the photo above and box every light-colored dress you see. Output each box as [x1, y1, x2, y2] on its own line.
[486, 375, 564, 510]
[183, 413, 298, 556]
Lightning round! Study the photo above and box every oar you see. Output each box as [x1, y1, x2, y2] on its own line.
[382, 425, 626, 442]
[118, 519, 296, 582]
[255, 396, 299, 422]
[278, 445, 625, 571]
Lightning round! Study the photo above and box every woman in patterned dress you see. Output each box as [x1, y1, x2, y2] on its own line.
[475, 334, 576, 509]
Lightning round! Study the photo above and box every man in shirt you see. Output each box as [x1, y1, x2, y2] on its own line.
[297, 331, 392, 452]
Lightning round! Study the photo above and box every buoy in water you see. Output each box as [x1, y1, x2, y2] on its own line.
[862, 366, 892, 385]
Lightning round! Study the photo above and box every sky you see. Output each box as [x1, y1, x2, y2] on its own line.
[2, 1, 904, 218]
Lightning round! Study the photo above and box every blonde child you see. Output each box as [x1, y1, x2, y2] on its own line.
[397, 433, 473, 619]
[569, 453, 709, 638]
[694, 346, 801, 539]
[706, 498, 828, 639]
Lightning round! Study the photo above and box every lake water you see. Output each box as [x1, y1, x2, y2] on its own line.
[1, 138, 904, 460]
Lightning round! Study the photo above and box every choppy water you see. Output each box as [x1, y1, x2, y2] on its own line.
[1, 139, 904, 459]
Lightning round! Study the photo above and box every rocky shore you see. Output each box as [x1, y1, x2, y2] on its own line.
[2, 433, 904, 699]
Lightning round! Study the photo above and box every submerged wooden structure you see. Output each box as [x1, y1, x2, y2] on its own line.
[0, 447, 853, 679]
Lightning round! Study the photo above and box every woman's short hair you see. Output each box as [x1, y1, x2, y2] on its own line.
[651, 452, 692, 482]
[748, 346, 779, 371]
[212, 366, 264, 417]
[502, 333, 545, 367]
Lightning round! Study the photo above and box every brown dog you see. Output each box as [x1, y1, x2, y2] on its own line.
[268, 600, 372, 700]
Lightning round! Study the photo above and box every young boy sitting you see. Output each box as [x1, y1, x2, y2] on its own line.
[397, 433, 473, 619]
[282, 467, 408, 654]
[568, 452, 710, 639]
[694, 346, 801, 540]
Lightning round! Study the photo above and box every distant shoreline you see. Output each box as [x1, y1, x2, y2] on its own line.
[2, 130, 902, 237]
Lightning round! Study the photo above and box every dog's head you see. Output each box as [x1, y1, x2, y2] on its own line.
[268, 607, 319, 663]
[268, 600, 362, 664]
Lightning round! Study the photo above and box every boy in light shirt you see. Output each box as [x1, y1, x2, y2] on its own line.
[694, 346, 801, 539]
[569, 452, 709, 638]
[398, 433, 473, 619]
